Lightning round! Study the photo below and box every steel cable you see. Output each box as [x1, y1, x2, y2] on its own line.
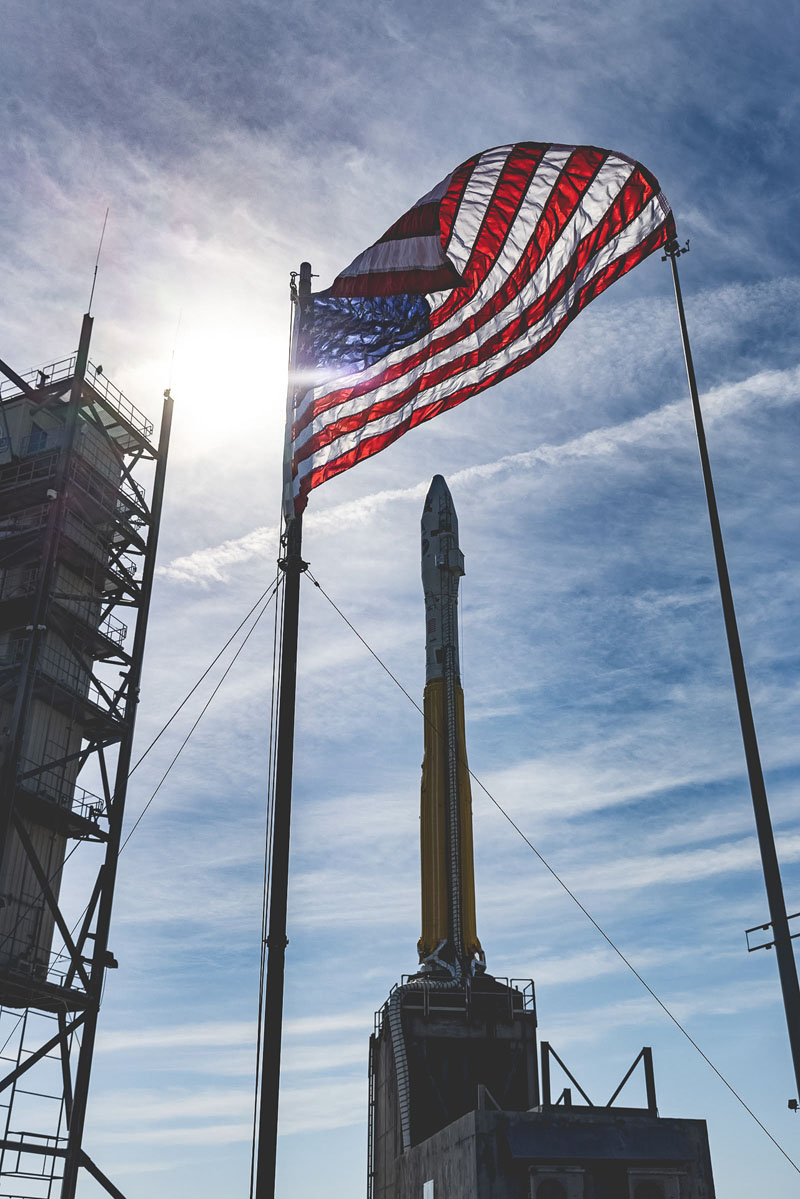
[306, 567, 800, 1177]
[119, 582, 279, 852]
[8, 580, 281, 1014]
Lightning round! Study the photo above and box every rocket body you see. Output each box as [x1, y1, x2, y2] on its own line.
[418, 476, 482, 971]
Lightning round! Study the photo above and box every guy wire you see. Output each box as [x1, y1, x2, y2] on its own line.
[305, 567, 800, 1177]
[13, 581, 280, 1012]
[120, 583, 279, 851]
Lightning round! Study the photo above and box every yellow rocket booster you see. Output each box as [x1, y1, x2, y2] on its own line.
[417, 476, 482, 968]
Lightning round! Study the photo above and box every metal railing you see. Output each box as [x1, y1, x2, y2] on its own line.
[0, 505, 49, 541]
[97, 611, 127, 646]
[0, 569, 38, 603]
[375, 975, 536, 1029]
[0, 640, 125, 723]
[0, 574, 128, 649]
[0, 638, 89, 700]
[105, 551, 137, 583]
[18, 428, 120, 484]
[540, 1041, 657, 1113]
[0, 356, 153, 440]
[16, 758, 107, 825]
[34, 643, 88, 697]
[0, 917, 62, 986]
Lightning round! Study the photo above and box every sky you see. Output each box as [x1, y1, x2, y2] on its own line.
[2, 0, 800, 1196]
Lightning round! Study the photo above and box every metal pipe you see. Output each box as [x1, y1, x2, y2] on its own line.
[255, 261, 311, 1199]
[666, 241, 800, 1101]
[643, 1046, 657, 1114]
[541, 1042, 552, 1107]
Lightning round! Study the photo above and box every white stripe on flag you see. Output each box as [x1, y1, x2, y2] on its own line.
[431, 146, 574, 321]
[412, 170, 454, 208]
[445, 144, 513, 275]
[297, 153, 633, 427]
[337, 234, 449, 277]
[292, 193, 666, 490]
[433, 152, 634, 341]
[425, 146, 571, 318]
[294, 156, 639, 452]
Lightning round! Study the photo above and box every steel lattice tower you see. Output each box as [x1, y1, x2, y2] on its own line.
[0, 315, 172, 1199]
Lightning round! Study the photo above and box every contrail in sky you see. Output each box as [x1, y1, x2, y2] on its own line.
[162, 363, 800, 584]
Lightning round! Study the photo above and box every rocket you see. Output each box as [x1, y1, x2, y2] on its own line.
[418, 475, 483, 975]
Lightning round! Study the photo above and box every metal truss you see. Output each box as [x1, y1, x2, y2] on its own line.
[0, 316, 172, 1198]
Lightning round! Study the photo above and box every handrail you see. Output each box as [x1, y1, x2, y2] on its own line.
[0, 357, 153, 440]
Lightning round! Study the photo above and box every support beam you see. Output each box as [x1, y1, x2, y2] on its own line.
[11, 813, 92, 991]
[0, 1014, 85, 1093]
[60, 389, 173, 1199]
[80, 1150, 129, 1199]
[0, 313, 93, 868]
[0, 356, 36, 397]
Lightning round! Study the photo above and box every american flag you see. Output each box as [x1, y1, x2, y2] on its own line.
[288, 141, 674, 516]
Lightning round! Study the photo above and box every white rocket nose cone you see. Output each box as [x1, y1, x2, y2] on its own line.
[421, 474, 461, 562]
[421, 474, 464, 682]
[424, 473, 451, 509]
[422, 475, 456, 541]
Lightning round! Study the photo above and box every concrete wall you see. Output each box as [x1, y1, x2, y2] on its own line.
[398, 1111, 482, 1199]
[371, 979, 538, 1199]
[393, 1109, 716, 1199]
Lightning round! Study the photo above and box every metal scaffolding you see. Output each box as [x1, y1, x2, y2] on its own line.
[0, 316, 171, 1198]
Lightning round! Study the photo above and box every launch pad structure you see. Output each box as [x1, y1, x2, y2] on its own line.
[0, 318, 171, 1199]
[366, 475, 716, 1199]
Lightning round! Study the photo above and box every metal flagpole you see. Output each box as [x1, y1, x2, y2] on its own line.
[255, 261, 311, 1198]
[664, 238, 800, 1102]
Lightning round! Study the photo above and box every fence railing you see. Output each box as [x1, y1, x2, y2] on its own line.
[0, 356, 153, 440]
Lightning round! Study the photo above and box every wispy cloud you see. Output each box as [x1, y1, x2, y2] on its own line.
[161, 359, 800, 584]
[542, 978, 780, 1053]
[97, 1020, 255, 1053]
[4, 2, 800, 1196]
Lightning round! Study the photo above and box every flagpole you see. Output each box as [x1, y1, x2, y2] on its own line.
[664, 238, 800, 1101]
[255, 261, 311, 1199]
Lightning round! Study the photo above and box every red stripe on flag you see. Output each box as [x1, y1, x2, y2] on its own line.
[432, 218, 674, 404]
[565, 166, 659, 285]
[434, 143, 551, 326]
[295, 166, 660, 444]
[292, 218, 673, 514]
[431, 144, 604, 330]
[293, 212, 672, 468]
[331, 264, 462, 299]
[377, 201, 441, 243]
[326, 154, 483, 303]
[438, 156, 481, 246]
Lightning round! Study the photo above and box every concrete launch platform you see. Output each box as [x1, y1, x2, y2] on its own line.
[369, 976, 715, 1199]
